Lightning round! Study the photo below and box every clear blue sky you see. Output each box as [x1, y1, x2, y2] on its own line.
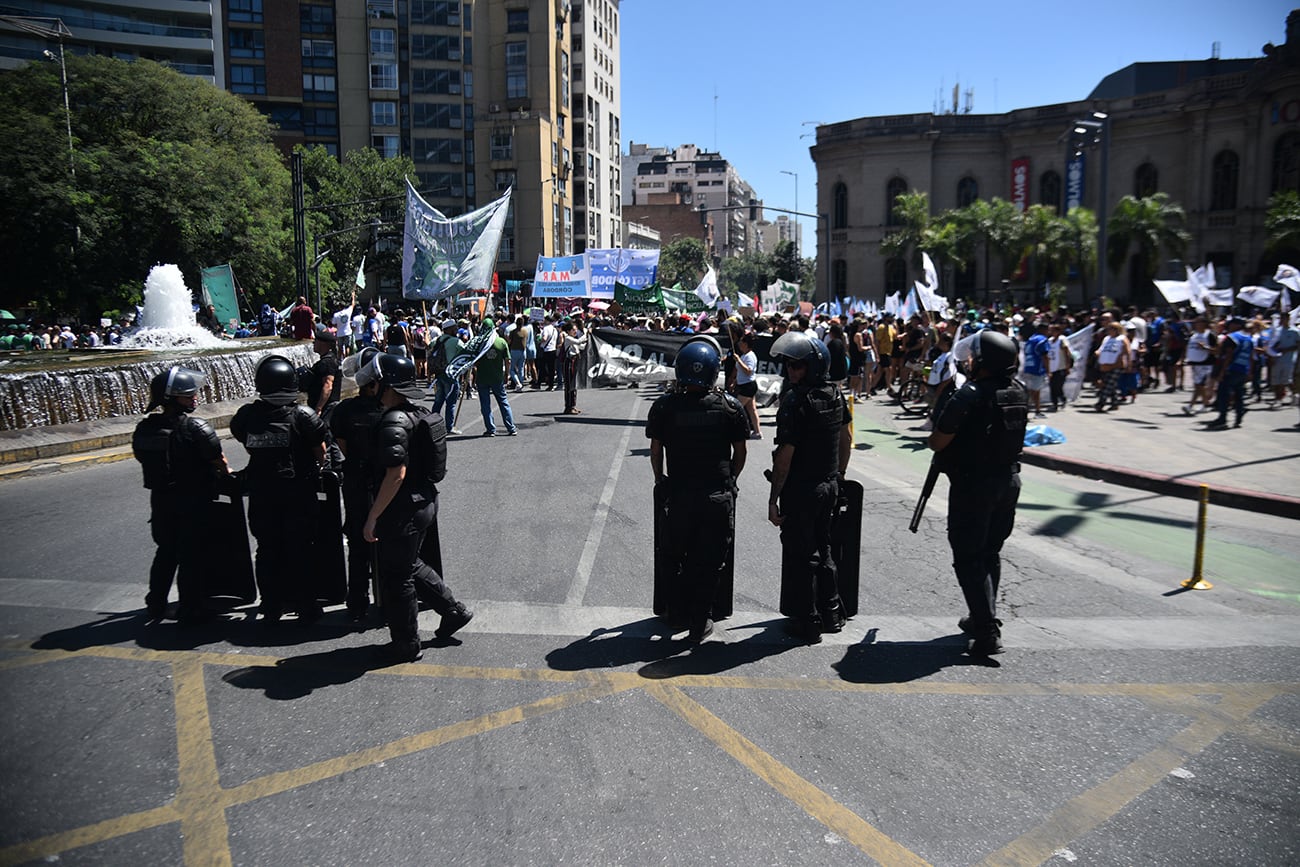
[620, 0, 1294, 250]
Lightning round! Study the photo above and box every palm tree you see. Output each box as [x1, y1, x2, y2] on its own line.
[1061, 207, 1099, 300]
[953, 197, 1024, 292]
[1106, 193, 1190, 295]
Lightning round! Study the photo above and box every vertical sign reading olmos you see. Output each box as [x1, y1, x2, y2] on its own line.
[1066, 153, 1086, 211]
[1011, 158, 1030, 279]
[1010, 158, 1030, 212]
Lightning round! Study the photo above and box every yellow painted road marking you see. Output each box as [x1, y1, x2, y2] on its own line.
[172, 657, 233, 867]
[0, 805, 180, 867]
[220, 678, 635, 808]
[978, 688, 1276, 867]
[646, 682, 933, 866]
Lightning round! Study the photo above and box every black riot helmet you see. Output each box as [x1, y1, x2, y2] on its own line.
[770, 331, 830, 383]
[254, 354, 299, 405]
[674, 339, 721, 388]
[361, 352, 424, 402]
[954, 330, 1019, 378]
[146, 366, 208, 412]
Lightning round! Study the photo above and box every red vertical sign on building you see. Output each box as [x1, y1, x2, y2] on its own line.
[1011, 158, 1031, 280]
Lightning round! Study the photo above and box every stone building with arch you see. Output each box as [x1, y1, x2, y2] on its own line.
[809, 11, 1300, 307]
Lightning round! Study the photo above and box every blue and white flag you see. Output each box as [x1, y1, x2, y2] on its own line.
[402, 181, 512, 301]
[587, 248, 660, 300]
[694, 264, 720, 308]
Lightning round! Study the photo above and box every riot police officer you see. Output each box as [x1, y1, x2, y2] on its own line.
[928, 330, 1027, 656]
[330, 346, 384, 621]
[230, 354, 329, 624]
[361, 353, 473, 663]
[132, 367, 230, 622]
[646, 337, 749, 641]
[768, 332, 853, 643]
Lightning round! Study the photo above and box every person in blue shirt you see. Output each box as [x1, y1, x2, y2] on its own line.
[1206, 318, 1253, 430]
[1020, 322, 1051, 418]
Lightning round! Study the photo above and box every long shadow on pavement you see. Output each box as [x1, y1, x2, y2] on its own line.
[221, 644, 382, 699]
[834, 629, 998, 683]
[635, 619, 805, 679]
[546, 617, 691, 671]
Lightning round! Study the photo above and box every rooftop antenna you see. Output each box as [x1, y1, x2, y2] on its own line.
[964, 87, 974, 114]
[1212, 41, 1221, 59]
[713, 86, 718, 150]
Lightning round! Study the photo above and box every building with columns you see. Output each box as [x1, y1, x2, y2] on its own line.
[810, 11, 1300, 307]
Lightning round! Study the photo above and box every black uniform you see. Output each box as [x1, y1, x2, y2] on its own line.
[774, 381, 850, 626]
[308, 354, 342, 413]
[932, 376, 1027, 638]
[645, 389, 748, 628]
[132, 411, 224, 619]
[369, 401, 462, 655]
[230, 400, 329, 620]
[330, 392, 385, 615]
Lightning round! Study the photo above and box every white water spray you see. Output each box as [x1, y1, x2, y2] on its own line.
[120, 264, 229, 349]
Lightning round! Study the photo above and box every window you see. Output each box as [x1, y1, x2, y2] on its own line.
[412, 103, 463, 129]
[229, 29, 264, 58]
[410, 0, 459, 25]
[1134, 163, 1158, 198]
[365, 0, 395, 19]
[956, 176, 978, 208]
[507, 9, 528, 32]
[885, 177, 907, 225]
[414, 137, 463, 164]
[1039, 170, 1062, 214]
[301, 39, 334, 59]
[412, 34, 460, 61]
[832, 260, 847, 298]
[499, 234, 515, 263]
[1210, 150, 1239, 211]
[229, 64, 265, 95]
[490, 132, 513, 160]
[228, 0, 263, 23]
[495, 170, 516, 191]
[302, 74, 336, 92]
[300, 4, 334, 33]
[371, 135, 400, 158]
[303, 108, 336, 136]
[371, 101, 397, 126]
[463, 71, 473, 98]
[412, 68, 461, 95]
[1273, 133, 1300, 194]
[369, 63, 397, 90]
[370, 28, 395, 57]
[884, 257, 907, 296]
[506, 42, 527, 98]
[832, 182, 848, 230]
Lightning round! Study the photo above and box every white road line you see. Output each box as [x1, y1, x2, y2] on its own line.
[564, 400, 640, 606]
[2, 580, 1298, 650]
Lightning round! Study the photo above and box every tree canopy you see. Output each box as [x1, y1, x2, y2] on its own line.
[0, 55, 293, 317]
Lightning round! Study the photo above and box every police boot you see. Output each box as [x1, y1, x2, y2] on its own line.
[819, 603, 847, 634]
[434, 602, 474, 639]
[968, 622, 1003, 657]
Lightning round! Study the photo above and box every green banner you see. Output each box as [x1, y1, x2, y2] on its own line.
[613, 281, 664, 316]
[200, 264, 241, 334]
[661, 283, 708, 313]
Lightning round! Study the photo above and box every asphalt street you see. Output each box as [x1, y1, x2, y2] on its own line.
[0, 383, 1297, 866]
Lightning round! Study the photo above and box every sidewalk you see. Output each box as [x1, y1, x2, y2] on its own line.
[851, 381, 1300, 520]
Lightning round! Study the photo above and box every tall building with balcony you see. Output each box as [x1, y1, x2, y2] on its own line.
[568, 0, 620, 253]
[625, 142, 761, 259]
[0, 0, 221, 84]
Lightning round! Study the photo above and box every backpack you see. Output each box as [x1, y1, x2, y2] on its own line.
[133, 414, 177, 490]
[429, 334, 452, 377]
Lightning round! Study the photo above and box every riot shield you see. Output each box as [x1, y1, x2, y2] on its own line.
[205, 474, 256, 605]
[653, 484, 734, 623]
[313, 471, 347, 605]
[831, 479, 863, 617]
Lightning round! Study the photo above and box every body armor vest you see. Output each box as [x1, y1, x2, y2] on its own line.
[665, 391, 735, 490]
[785, 384, 843, 485]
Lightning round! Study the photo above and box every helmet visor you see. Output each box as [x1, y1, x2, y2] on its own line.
[952, 334, 979, 365]
[164, 367, 207, 397]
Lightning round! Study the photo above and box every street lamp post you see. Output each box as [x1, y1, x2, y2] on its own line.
[780, 169, 799, 258]
[1069, 111, 1110, 307]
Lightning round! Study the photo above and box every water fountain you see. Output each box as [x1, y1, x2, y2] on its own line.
[0, 264, 315, 431]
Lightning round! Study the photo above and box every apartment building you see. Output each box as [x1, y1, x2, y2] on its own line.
[568, 0, 621, 253]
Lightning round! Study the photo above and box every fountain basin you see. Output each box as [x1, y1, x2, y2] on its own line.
[0, 339, 317, 431]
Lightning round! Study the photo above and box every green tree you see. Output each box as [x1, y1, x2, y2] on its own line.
[0, 55, 293, 318]
[719, 250, 771, 300]
[657, 237, 708, 287]
[300, 145, 416, 309]
[1061, 207, 1099, 300]
[880, 190, 931, 276]
[770, 239, 802, 283]
[951, 198, 1025, 290]
[1106, 193, 1190, 288]
[1265, 190, 1300, 254]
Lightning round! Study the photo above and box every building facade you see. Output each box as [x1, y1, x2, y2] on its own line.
[0, 0, 221, 84]
[755, 214, 801, 255]
[568, 0, 621, 253]
[810, 12, 1300, 306]
[624, 142, 761, 260]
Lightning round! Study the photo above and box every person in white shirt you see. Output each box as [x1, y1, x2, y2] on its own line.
[1181, 316, 1216, 415]
[332, 300, 355, 356]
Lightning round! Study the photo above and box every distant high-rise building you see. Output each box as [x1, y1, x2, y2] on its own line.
[0, 0, 221, 84]
[568, 0, 621, 253]
[756, 215, 801, 255]
[624, 142, 760, 259]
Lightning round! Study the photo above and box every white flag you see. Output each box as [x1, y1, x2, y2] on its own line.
[354, 255, 366, 291]
[1153, 278, 1192, 304]
[694, 264, 720, 308]
[1273, 264, 1300, 293]
[1238, 286, 1281, 308]
[737, 291, 755, 309]
[1204, 288, 1234, 307]
[922, 252, 939, 291]
[1184, 266, 1206, 314]
[884, 292, 901, 317]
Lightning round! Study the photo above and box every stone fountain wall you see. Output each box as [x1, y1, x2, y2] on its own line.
[0, 342, 317, 431]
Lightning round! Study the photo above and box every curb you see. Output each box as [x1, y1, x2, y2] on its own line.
[1020, 449, 1300, 521]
